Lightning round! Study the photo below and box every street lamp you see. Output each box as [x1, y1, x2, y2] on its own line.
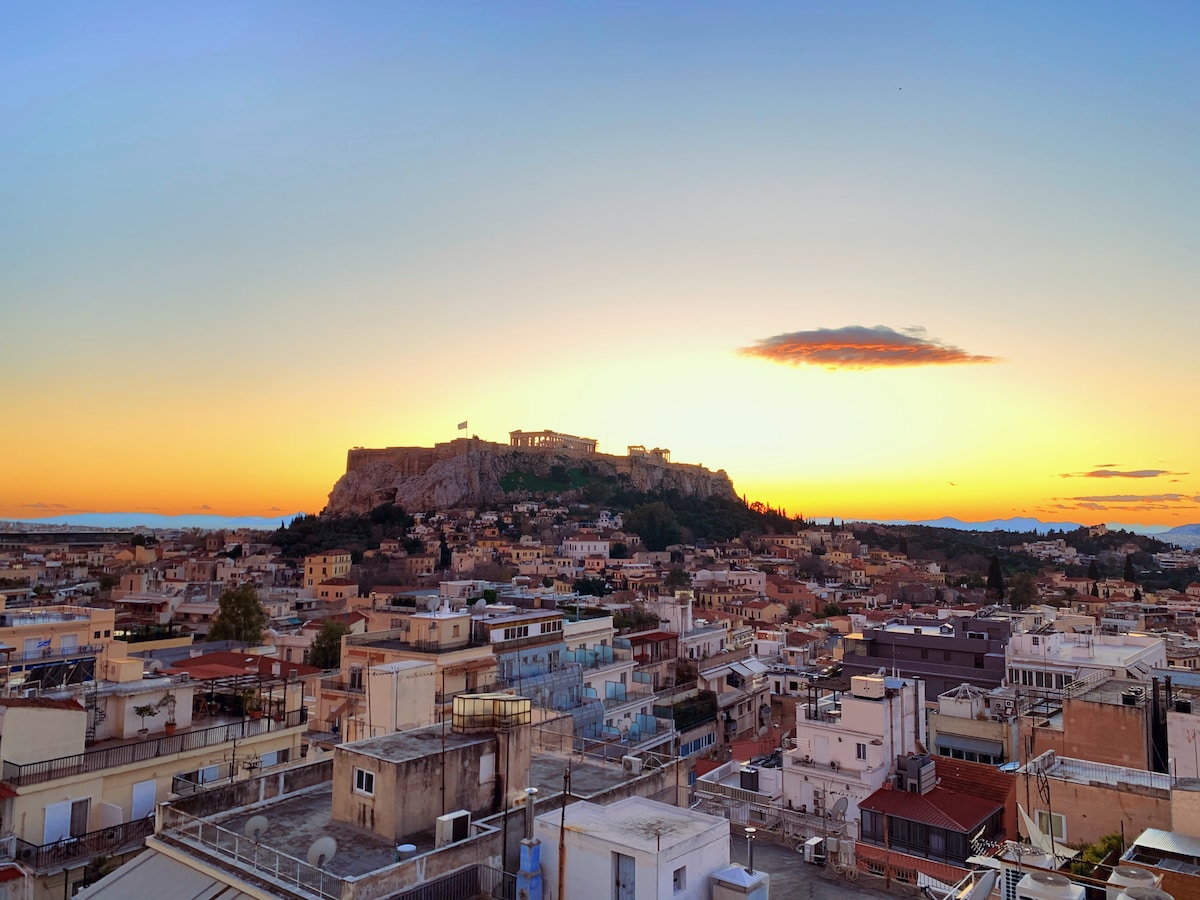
[744, 826, 757, 875]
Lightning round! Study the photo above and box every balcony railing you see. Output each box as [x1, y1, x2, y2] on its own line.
[159, 806, 343, 900]
[319, 675, 364, 694]
[0, 643, 103, 665]
[12, 816, 154, 870]
[2, 709, 307, 787]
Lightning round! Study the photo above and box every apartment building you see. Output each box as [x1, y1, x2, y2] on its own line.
[782, 674, 927, 827]
[0, 655, 309, 900]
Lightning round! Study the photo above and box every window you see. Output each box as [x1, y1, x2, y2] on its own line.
[672, 866, 686, 893]
[104, 630, 111, 637]
[975, 655, 984, 669]
[942, 650, 951, 662]
[856, 742, 867, 760]
[1036, 810, 1065, 841]
[94, 631, 101, 639]
[920, 648, 929, 660]
[354, 768, 375, 796]
[1031, 635, 1040, 646]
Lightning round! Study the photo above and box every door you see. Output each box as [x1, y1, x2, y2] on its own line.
[612, 852, 635, 900]
[132, 779, 156, 819]
[44, 801, 71, 844]
[61, 634, 78, 653]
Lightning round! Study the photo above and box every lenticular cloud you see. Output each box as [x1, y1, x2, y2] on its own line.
[739, 325, 997, 370]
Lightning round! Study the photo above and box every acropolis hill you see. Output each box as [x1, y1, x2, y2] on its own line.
[324, 429, 737, 515]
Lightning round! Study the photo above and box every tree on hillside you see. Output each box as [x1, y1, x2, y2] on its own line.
[207, 583, 268, 644]
[1008, 573, 1037, 610]
[624, 502, 682, 552]
[986, 554, 1006, 602]
[308, 621, 351, 670]
[1087, 559, 1099, 581]
[663, 567, 691, 588]
[1124, 554, 1136, 584]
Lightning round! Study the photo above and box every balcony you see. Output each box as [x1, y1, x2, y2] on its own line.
[0, 642, 103, 666]
[2, 709, 307, 787]
[319, 675, 364, 694]
[10, 816, 154, 871]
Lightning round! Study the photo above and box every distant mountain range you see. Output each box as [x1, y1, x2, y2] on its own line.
[0, 512, 302, 531]
[865, 516, 1200, 547]
[4, 510, 1199, 548]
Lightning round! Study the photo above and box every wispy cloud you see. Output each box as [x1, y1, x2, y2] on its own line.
[1059, 468, 1187, 479]
[21, 502, 68, 510]
[1070, 494, 1200, 504]
[1053, 492, 1200, 513]
[739, 325, 998, 370]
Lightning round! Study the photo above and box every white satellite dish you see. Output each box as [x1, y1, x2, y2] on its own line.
[831, 797, 848, 820]
[243, 815, 270, 841]
[307, 836, 337, 869]
[473, 598, 488, 611]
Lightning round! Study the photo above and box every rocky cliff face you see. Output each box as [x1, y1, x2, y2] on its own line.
[324, 448, 736, 515]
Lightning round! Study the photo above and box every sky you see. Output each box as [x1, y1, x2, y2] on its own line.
[3, 2, 1198, 530]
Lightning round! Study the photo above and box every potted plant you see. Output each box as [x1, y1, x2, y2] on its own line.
[161, 693, 178, 735]
[243, 692, 263, 720]
[133, 703, 159, 737]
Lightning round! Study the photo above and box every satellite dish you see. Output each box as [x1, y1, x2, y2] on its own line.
[757, 725, 769, 738]
[425, 597, 440, 612]
[831, 797, 848, 820]
[473, 598, 488, 611]
[244, 815, 270, 841]
[307, 836, 338, 869]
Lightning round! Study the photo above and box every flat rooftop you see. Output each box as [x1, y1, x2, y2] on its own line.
[537, 797, 723, 852]
[338, 724, 493, 764]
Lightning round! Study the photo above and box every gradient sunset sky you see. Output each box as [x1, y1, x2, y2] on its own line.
[3, 3, 1198, 529]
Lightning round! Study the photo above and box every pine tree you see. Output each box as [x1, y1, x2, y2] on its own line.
[986, 554, 1006, 601]
[1124, 554, 1136, 584]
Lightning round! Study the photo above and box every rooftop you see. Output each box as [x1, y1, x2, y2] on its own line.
[536, 797, 724, 852]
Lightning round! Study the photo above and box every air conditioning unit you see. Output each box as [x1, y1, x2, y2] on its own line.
[622, 755, 643, 776]
[435, 810, 471, 848]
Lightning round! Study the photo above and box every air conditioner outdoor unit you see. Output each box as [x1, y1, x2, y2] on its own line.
[622, 755, 643, 776]
[435, 810, 471, 848]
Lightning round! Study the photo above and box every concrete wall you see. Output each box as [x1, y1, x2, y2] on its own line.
[1017, 773, 1170, 847]
[0, 705, 86, 764]
[1022, 697, 1151, 768]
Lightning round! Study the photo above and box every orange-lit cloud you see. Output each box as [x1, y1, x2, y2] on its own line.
[739, 326, 997, 370]
[1051, 492, 1200, 513]
[1059, 468, 1186, 479]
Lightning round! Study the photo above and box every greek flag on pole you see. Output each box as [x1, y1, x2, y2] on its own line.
[37, 639, 51, 649]
[457, 421, 468, 430]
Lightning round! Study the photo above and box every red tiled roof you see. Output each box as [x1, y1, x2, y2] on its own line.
[0, 697, 85, 712]
[166, 651, 322, 680]
[860, 785, 1000, 832]
[933, 758, 1016, 808]
[0, 865, 24, 883]
[628, 631, 677, 644]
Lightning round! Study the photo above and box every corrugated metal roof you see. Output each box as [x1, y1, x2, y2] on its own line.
[75, 849, 259, 900]
[1131, 827, 1200, 859]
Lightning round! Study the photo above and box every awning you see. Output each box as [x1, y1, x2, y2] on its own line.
[936, 734, 1004, 757]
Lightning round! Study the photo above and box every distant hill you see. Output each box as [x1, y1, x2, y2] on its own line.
[2, 512, 303, 531]
[1160, 523, 1200, 549]
[869, 515, 1175, 538]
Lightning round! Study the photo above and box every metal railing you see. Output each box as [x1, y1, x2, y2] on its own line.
[0, 642, 104, 664]
[2, 709, 307, 787]
[160, 806, 344, 900]
[12, 816, 154, 870]
[393, 864, 516, 900]
[171, 763, 236, 795]
[319, 675, 364, 694]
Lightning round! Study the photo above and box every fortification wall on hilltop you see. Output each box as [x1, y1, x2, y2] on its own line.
[346, 438, 504, 476]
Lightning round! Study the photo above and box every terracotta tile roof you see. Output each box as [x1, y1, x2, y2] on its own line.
[166, 651, 323, 680]
[0, 697, 85, 712]
[860, 785, 1001, 832]
[933, 758, 1016, 808]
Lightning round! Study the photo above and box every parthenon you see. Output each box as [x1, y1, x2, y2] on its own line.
[508, 430, 598, 453]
